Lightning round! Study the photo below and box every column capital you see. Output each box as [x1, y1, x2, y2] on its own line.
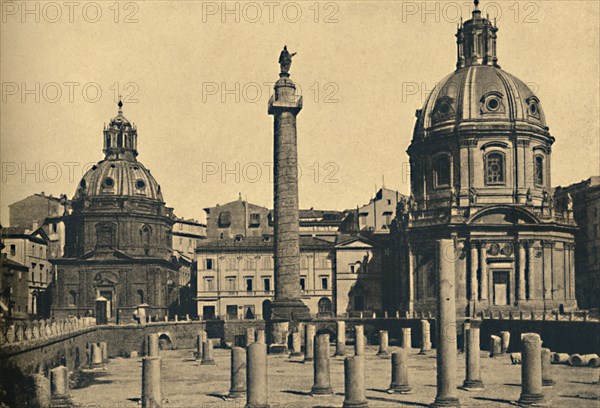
[459, 138, 478, 147]
[541, 240, 555, 249]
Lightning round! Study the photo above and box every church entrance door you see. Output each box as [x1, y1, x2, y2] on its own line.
[492, 271, 509, 306]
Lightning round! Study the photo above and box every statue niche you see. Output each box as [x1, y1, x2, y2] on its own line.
[95, 222, 116, 248]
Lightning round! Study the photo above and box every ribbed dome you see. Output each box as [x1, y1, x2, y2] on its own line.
[74, 159, 163, 201]
[414, 65, 547, 138]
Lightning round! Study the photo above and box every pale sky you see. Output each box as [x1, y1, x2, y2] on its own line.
[1, 0, 599, 225]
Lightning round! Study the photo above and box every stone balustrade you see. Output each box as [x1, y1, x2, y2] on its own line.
[0, 317, 96, 348]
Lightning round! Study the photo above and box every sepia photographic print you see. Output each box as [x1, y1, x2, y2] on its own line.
[0, 0, 599, 407]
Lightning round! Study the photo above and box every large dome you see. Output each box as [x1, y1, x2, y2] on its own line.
[414, 65, 547, 138]
[413, 3, 549, 139]
[74, 158, 164, 201]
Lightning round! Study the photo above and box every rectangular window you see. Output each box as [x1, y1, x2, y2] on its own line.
[263, 278, 271, 291]
[300, 256, 308, 269]
[204, 277, 214, 291]
[244, 258, 256, 270]
[226, 277, 236, 292]
[245, 278, 253, 292]
[226, 305, 238, 319]
[321, 277, 328, 290]
[485, 152, 506, 185]
[300, 277, 306, 291]
[227, 258, 237, 270]
[205, 258, 214, 270]
[249, 213, 261, 227]
[350, 265, 355, 273]
[10, 245, 16, 256]
[262, 257, 272, 270]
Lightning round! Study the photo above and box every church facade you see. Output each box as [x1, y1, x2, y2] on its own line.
[393, 3, 578, 317]
[51, 102, 180, 322]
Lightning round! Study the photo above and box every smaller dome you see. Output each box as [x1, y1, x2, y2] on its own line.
[74, 159, 163, 202]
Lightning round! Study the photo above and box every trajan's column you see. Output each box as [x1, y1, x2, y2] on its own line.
[268, 46, 311, 347]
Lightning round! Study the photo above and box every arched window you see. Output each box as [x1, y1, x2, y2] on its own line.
[534, 155, 544, 187]
[318, 297, 333, 317]
[137, 289, 144, 304]
[433, 155, 451, 188]
[141, 225, 152, 247]
[485, 152, 505, 185]
[68, 290, 77, 306]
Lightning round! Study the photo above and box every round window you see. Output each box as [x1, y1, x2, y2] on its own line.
[486, 97, 500, 111]
[529, 102, 538, 115]
[104, 177, 114, 188]
[439, 102, 450, 114]
[136, 179, 146, 189]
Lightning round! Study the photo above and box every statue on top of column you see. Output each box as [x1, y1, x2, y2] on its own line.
[279, 45, 297, 74]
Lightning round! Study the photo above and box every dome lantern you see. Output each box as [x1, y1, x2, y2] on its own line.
[103, 99, 138, 161]
[456, 0, 499, 70]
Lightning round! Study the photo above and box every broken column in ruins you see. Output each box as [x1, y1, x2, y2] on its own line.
[228, 347, 246, 398]
[489, 335, 502, 357]
[290, 329, 303, 357]
[304, 324, 315, 362]
[420, 319, 432, 354]
[430, 239, 460, 408]
[518, 333, 545, 406]
[335, 320, 346, 357]
[142, 356, 162, 408]
[500, 330, 511, 353]
[355, 325, 365, 356]
[541, 348, 555, 386]
[388, 349, 412, 394]
[50, 365, 70, 403]
[201, 340, 216, 365]
[246, 342, 269, 408]
[148, 334, 159, 357]
[377, 330, 390, 357]
[311, 333, 333, 395]
[402, 327, 412, 349]
[343, 356, 368, 408]
[462, 320, 484, 390]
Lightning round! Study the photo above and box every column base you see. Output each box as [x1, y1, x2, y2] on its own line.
[270, 299, 311, 321]
[334, 348, 346, 357]
[460, 379, 484, 390]
[290, 351, 303, 357]
[311, 386, 333, 395]
[419, 348, 432, 355]
[228, 389, 246, 399]
[201, 359, 216, 365]
[343, 401, 368, 408]
[303, 357, 313, 363]
[377, 351, 391, 358]
[430, 396, 460, 407]
[517, 393, 545, 406]
[245, 404, 270, 408]
[388, 384, 413, 394]
[50, 396, 73, 408]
